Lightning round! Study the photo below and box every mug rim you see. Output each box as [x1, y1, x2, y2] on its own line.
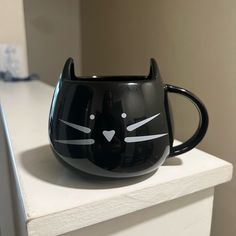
[63, 75, 154, 82]
[61, 57, 159, 82]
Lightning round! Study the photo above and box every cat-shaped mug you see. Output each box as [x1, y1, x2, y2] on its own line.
[49, 58, 208, 178]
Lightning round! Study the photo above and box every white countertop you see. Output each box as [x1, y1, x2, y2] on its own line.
[0, 81, 233, 236]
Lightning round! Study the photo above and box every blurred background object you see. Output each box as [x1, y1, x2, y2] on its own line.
[0, 0, 28, 77]
[0, 44, 25, 77]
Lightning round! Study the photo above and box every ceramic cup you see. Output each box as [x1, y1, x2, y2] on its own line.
[49, 58, 208, 178]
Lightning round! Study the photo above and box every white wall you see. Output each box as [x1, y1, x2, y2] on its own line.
[24, 0, 82, 85]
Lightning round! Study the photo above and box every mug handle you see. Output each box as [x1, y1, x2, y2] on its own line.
[165, 84, 209, 157]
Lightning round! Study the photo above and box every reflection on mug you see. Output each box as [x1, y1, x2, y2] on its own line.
[91, 91, 126, 170]
[123, 116, 154, 168]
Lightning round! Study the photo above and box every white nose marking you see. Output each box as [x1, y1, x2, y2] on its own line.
[103, 130, 115, 142]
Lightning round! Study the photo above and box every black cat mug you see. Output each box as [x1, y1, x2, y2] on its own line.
[49, 58, 208, 178]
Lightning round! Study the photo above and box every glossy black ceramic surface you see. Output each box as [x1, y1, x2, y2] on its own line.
[49, 58, 208, 178]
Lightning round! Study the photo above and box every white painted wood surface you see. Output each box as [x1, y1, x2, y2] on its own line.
[0, 81, 233, 236]
[0, 107, 16, 236]
[63, 188, 214, 236]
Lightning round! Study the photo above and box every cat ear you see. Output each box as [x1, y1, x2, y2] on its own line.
[148, 58, 160, 79]
[61, 58, 75, 81]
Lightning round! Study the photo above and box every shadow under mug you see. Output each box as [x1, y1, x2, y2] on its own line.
[48, 58, 208, 178]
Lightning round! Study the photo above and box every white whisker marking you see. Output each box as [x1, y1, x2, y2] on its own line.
[60, 119, 91, 133]
[124, 133, 167, 143]
[55, 139, 95, 145]
[127, 113, 160, 131]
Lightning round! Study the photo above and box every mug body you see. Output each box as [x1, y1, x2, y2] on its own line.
[49, 60, 172, 178]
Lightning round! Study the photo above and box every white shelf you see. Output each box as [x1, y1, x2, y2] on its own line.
[0, 81, 233, 236]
